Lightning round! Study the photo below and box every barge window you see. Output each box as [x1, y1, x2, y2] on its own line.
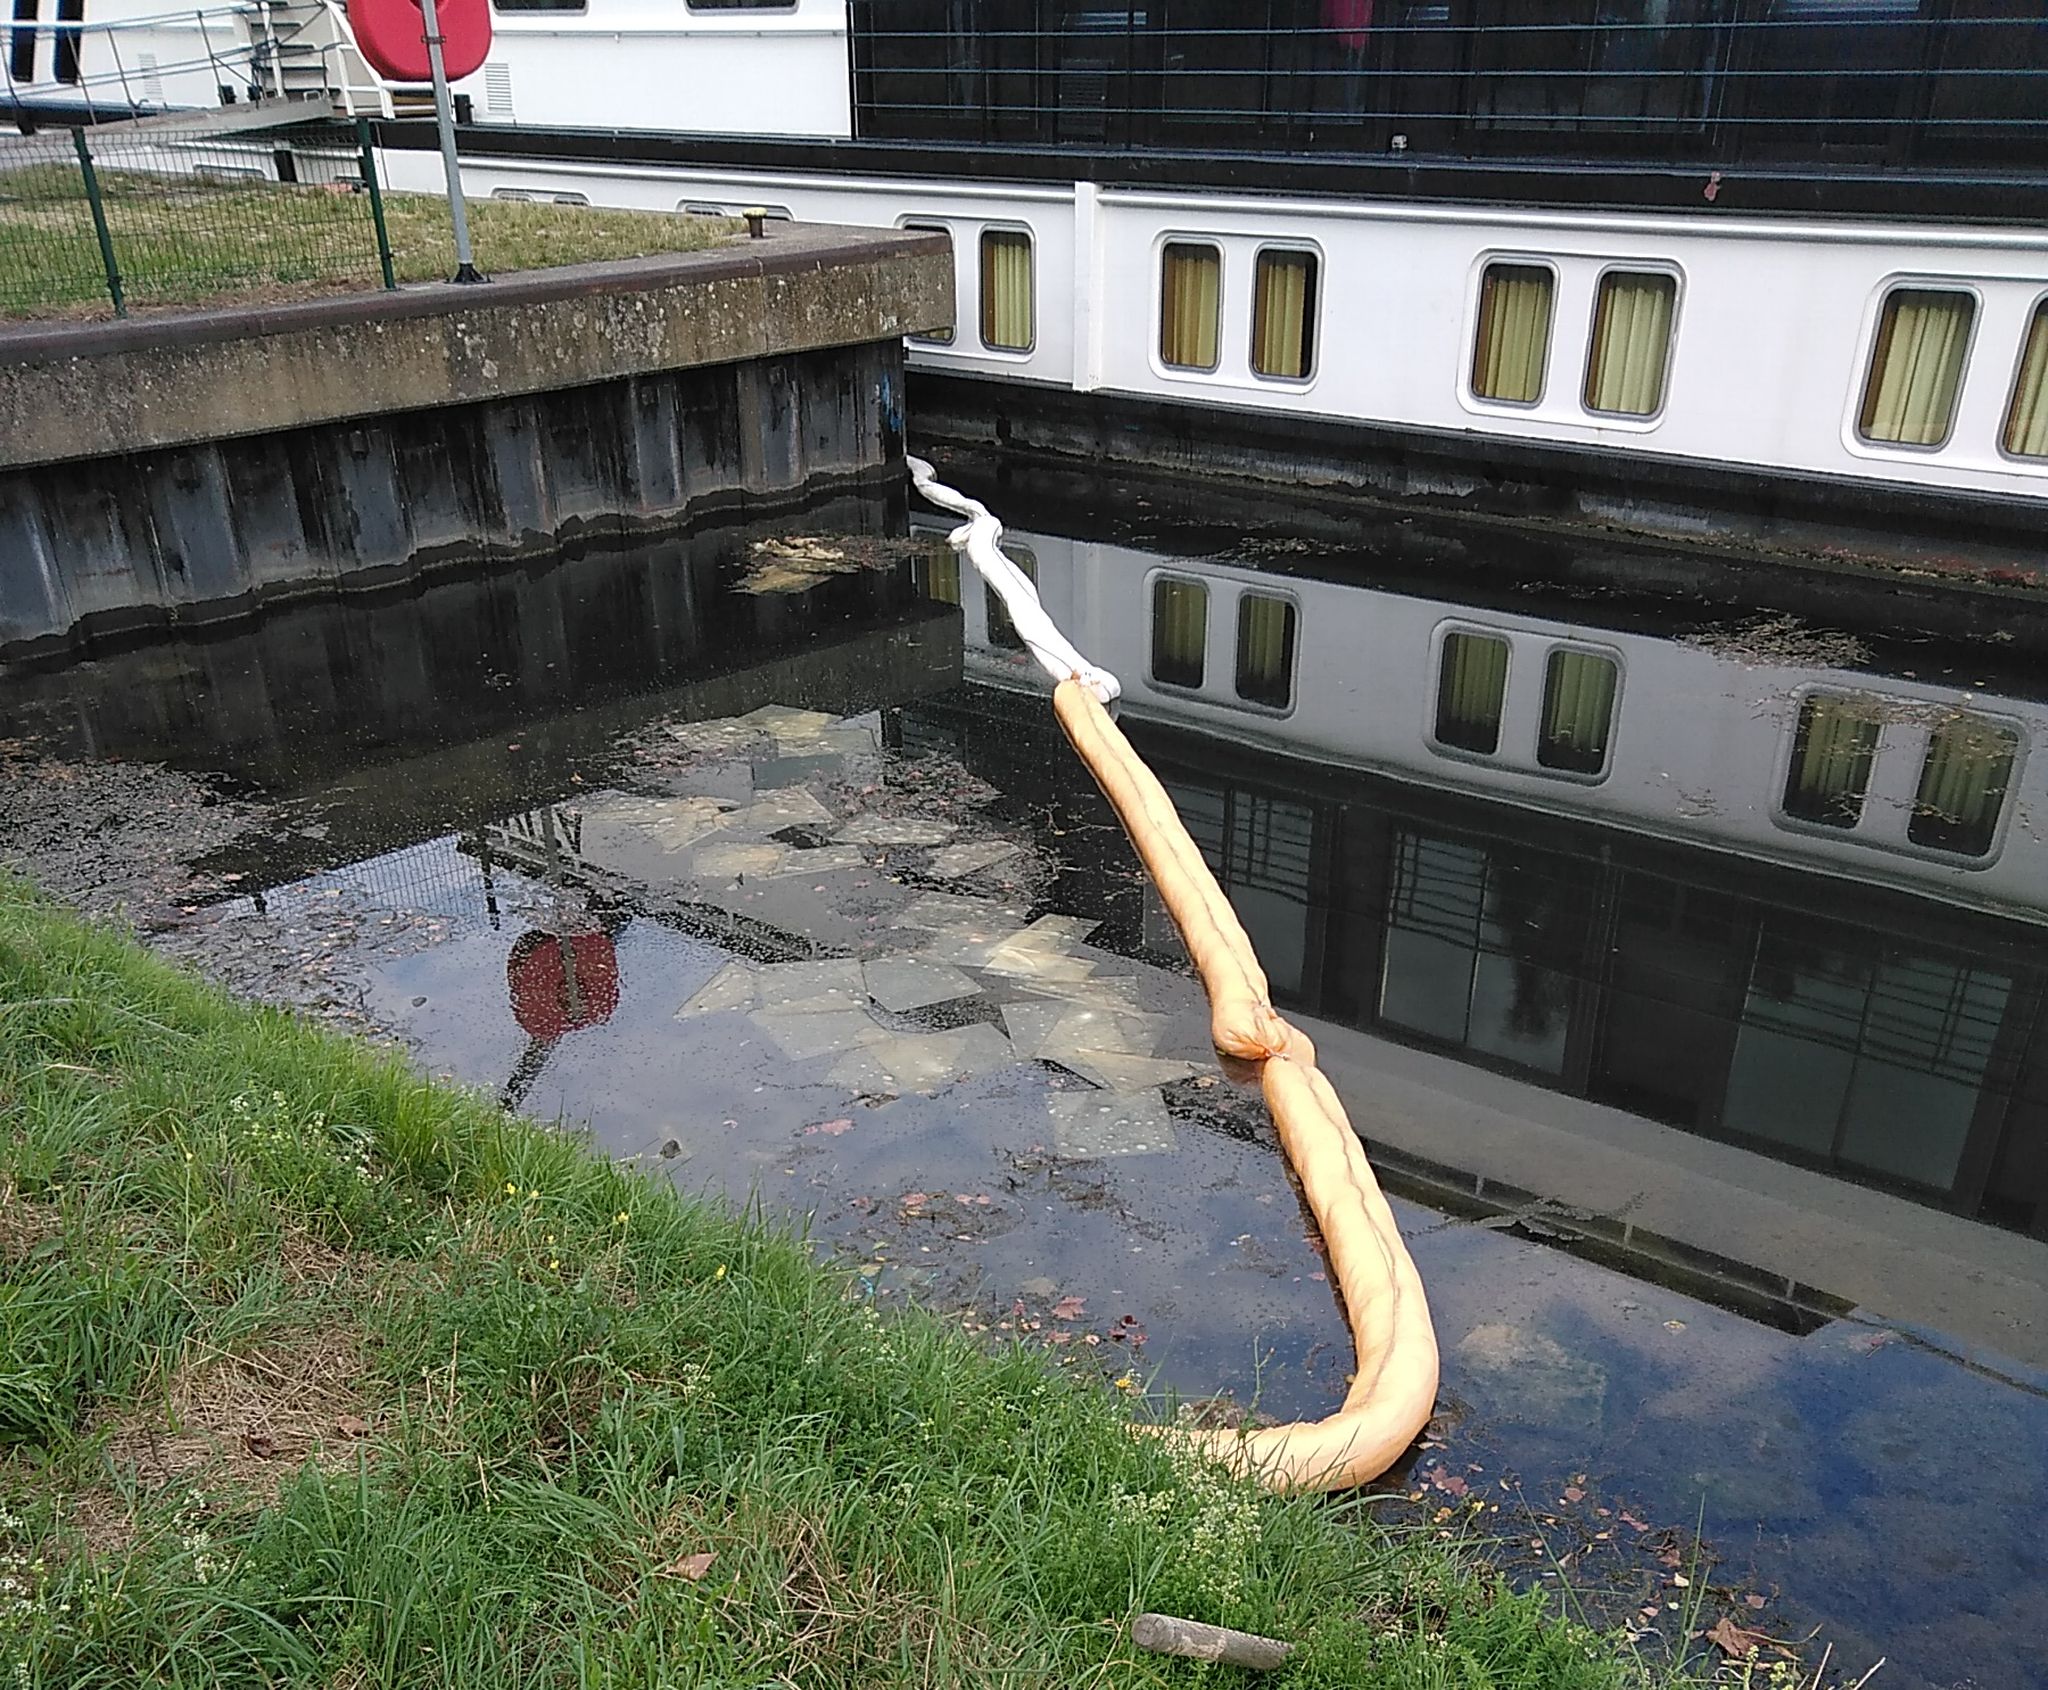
[1721, 915, 2009, 1195]
[1537, 649, 1618, 775]
[2003, 300, 2048, 459]
[1160, 242, 1222, 372]
[902, 221, 953, 345]
[1783, 695, 1880, 829]
[914, 545, 960, 608]
[492, 0, 584, 11]
[1251, 250, 1317, 381]
[1858, 288, 1974, 448]
[1235, 593, 1297, 708]
[979, 228, 1033, 353]
[985, 546, 1037, 651]
[1434, 632, 1510, 755]
[1471, 263, 1553, 405]
[685, 1, 796, 9]
[1910, 717, 2017, 857]
[1151, 577, 1208, 689]
[1584, 271, 1676, 417]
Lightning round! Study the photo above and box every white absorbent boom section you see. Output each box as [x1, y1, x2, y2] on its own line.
[906, 456, 1122, 705]
[909, 454, 1440, 1496]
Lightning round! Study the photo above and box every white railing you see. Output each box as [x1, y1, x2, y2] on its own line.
[2, 2, 389, 121]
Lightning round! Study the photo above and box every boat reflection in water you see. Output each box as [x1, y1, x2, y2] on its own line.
[918, 528, 2048, 1242]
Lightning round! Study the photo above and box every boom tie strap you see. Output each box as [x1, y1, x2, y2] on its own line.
[909, 455, 1439, 1493]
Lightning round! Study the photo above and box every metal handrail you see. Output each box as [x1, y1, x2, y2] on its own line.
[4, 0, 390, 119]
[847, 7, 2048, 166]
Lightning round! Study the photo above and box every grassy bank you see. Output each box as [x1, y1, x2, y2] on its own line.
[0, 880, 1699, 1688]
[0, 165, 736, 318]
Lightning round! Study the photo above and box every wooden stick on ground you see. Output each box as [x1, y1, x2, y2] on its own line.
[1130, 1613, 1295, 1669]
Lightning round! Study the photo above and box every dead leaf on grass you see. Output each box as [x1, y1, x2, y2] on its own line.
[1705, 1615, 1776, 1658]
[660, 1551, 717, 1581]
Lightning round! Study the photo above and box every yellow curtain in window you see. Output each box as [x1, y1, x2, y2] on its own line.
[2004, 304, 2048, 460]
[1539, 650, 1617, 769]
[980, 230, 1033, 351]
[1437, 633, 1508, 749]
[1253, 251, 1315, 380]
[919, 547, 961, 607]
[1472, 265, 1553, 404]
[1236, 594, 1294, 704]
[1860, 290, 1973, 446]
[1911, 718, 2016, 854]
[1786, 698, 1879, 827]
[1161, 244, 1222, 371]
[1584, 273, 1675, 416]
[1153, 577, 1207, 685]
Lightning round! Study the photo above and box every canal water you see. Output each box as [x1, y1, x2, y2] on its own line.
[2, 472, 2044, 1690]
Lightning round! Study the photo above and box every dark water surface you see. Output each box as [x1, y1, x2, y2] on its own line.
[4, 485, 2045, 1690]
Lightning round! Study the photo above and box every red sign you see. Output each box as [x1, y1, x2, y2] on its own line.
[507, 930, 620, 1043]
[352, 0, 492, 85]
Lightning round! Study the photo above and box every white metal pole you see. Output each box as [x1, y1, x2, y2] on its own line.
[417, 0, 482, 282]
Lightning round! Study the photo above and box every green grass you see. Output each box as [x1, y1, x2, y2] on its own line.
[0, 879, 1714, 1688]
[0, 163, 737, 319]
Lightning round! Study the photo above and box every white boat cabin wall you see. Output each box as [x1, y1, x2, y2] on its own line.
[923, 527, 2046, 925]
[11, 0, 2048, 523]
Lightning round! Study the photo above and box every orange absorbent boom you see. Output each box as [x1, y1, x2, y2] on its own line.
[1053, 679, 1440, 1493]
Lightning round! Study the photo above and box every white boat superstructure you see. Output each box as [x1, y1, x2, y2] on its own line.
[930, 525, 2048, 925]
[11, 1, 2048, 544]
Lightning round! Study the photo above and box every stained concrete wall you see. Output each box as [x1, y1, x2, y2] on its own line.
[0, 496, 958, 856]
[0, 227, 951, 659]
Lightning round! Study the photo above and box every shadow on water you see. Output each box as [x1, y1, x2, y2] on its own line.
[3, 483, 2046, 1690]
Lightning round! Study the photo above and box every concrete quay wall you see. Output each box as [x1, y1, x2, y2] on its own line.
[0, 226, 952, 658]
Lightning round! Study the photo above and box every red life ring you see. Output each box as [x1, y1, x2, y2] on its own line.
[352, 0, 492, 85]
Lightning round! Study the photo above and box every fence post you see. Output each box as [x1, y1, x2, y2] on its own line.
[73, 129, 126, 319]
[358, 119, 398, 290]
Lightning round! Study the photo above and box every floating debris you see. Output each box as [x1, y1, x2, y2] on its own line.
[738, 533, 936, 595]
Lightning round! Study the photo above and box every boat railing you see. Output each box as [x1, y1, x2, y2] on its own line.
[3, 0, 392, 122]
[847, 4, 2048, 175]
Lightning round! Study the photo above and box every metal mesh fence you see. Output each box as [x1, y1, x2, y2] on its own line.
[0, 112, 393, 320]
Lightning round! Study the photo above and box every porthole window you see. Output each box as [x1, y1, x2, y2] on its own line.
[1537, 648, 1619, 775]
[1151, 577, 1208, 689]
[1783, 694, 1881, 829]
[1910, 716, 2018, 857]
[915, 546, 961, 607]
[1583, 271, 1676, 418]
[1235, 593, 1297, 708]
[1858, 287, 1974, 448]
[1251, 249, 1318, 381]
[1471, 262, 1553, 405]
[1434, 631, 1510, 755]
[1160, 242, 1223, 372]
[985, 546, 1037, 650]
[2004, 298, 2048, 460]
[903, 220, 954, 346]
[979, 229, 1034, 353]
